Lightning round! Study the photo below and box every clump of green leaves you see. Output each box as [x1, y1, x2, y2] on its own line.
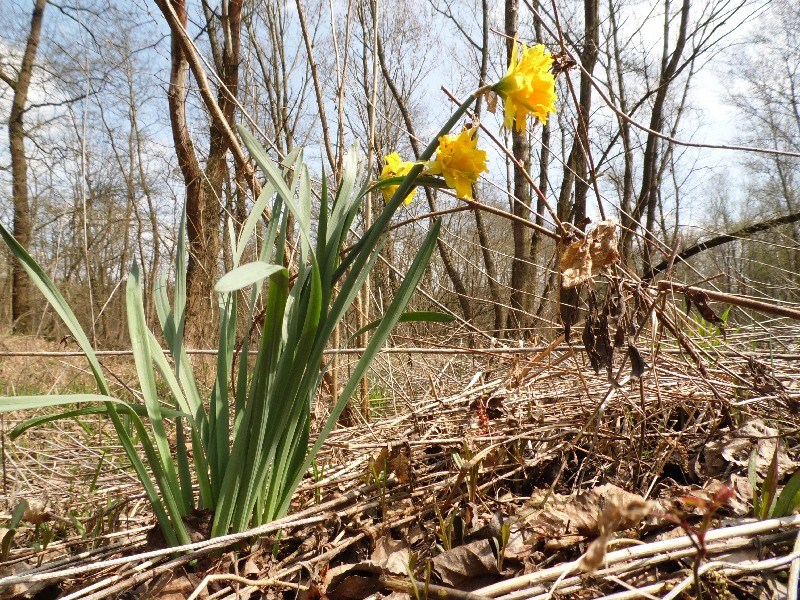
[0, 93, 478, 545]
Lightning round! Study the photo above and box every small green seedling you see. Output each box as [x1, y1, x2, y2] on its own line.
[1, 500, 28, 562]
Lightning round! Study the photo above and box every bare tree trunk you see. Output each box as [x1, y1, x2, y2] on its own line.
[505, 0, 533, 332]
[529, 0, 550, 320]
[607, 0, 634, 239]
[159, 0, 210, 342]
[155, 0, 246, 342]
[556, 0, 598, 229]
[474, 0, 504, 336]
[1, 0, 47, 333]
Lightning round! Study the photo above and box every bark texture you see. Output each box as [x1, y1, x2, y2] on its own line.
[5, 0, 47, 333]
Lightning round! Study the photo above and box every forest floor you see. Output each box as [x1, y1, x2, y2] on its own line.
[1, 323, 799, 600]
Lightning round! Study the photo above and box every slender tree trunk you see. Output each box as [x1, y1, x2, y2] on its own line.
[474, 0, 504, 335]
[4, 0, 47, 333]
[607, 0, 634, 241]
[556, 0, 598, 228]
[505, 0, 533, 332]
[155, 0, 245, 342]
[159, 0, 210, 341]
[529, 0, 550, 322]
[574, 0, 599, 223]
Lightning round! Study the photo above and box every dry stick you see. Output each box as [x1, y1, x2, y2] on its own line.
[187, 574, 304, 600]
[294, 0, 338, 173]
[0, 478, 385, 588]
[662, 548, 800, 600]
[514, 531, 798, 600]
[381, 575, 494, 600]
[388, 205, 473, 232]
[457, 195, 558, 240]
[788, 530, 800, 600]
[0, 346, 567, 358]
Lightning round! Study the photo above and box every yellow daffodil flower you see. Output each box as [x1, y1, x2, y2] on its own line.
[494, 42, 557, 132]
[425, 127, 488, 200]
[379, 152, 417, 205]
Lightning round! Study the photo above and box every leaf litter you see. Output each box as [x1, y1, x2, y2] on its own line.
[2, 296, 800, 599]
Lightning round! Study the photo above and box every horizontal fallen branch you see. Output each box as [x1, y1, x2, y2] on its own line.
[648, 210, 800, 278]
[657, 280, 800, 321]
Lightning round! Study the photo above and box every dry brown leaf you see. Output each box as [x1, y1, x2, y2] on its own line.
[728, 475, 754, 517]
[484, 90, 499, 114]
[324, 563, 383, 600]
[0, 562, 58, 600]
[241, 558, 260, 579]
[321, 538, 410, 599]
[701, 420, 798, 478]
[578, 493, 650, 572]
[560, 221, 620, 288]
[431, 539, 499, 587]
[371, 537, 410, 576]
[388, 446, 412, 485]
[140, 571, 205, 600]
[589, 221, 621, 270]
[523, 484, 651, 542]
[560, 235, 592, 288]
[21, 499, 50, 526]
[368, 445, 413, 485]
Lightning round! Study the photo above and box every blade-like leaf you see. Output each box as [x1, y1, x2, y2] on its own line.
[276, 219, 441, 518]
[8, 402, 188, 440]
[127, 262, 186, 515]
[216, 262, 286, 293]
[772, 468, 800, 518]
[238, 125, 315, 255]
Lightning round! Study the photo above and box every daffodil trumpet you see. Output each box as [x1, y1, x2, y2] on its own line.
[494, 41, 557, 132]
[425, 127, 489, 200]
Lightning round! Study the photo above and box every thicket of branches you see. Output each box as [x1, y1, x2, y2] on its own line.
[1, 0, 798, 346]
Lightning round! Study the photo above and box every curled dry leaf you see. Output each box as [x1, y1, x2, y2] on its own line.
[560, 235, 592, 289]
[321, 537, 410, 600]
[484, 90, 499, 114]
[582, 290, 614, 375]
[324, 563, 383, 600]
[18, 499, 50, 526]
[578, 493, 651, 573]
[0, 562, 58, 600]
[702, 420, 798, 479]
[559, 284, 580, 341]
[431, 539, 499, 587]
[628, 344, 647, 379]
[524, 484, 651, 543]
[684, 288, 723, 325]
[560, 221, 620, 288]
[371, 536, 410, 576]
[368, 444, 413, 485]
